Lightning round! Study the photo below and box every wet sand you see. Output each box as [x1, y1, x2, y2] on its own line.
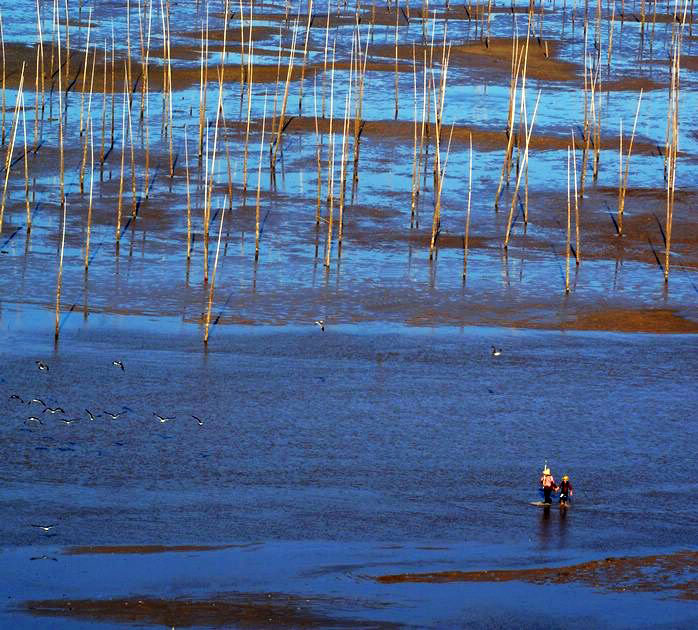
[377, 550, 698, 600]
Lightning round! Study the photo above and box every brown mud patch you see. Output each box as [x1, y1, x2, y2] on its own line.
[563, 308, 698, 333]
[599, 77, 665, 92]
[376, 550, 698, 600]
[22, 592, 400, 629]
[373, 38, 577, 82]
[281, 116, 658, 155]
[64, 544, 236, 555]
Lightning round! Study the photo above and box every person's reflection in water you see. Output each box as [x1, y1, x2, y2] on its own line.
[558, 503, 569, 547]
[537, 504, 553, 550]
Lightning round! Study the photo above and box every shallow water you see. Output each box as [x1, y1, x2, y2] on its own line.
[2, 305, 698, 625]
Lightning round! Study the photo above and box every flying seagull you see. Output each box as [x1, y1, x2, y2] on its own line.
[25, 416, 43, 425]
[60, 418, 79, 425]
[31, 524, 57, 531]
[192, 415, 204, 426]
[491, 346, 502, 357]
[35, 361, 49, 371]
[9, 394, 25, 403]
[29, 398, 46, 407]
[112, 360, 125, 371]
[103, 410, 126, 419]
[85, 409, 100, 421]
[43, 406, 65, 415]
[314, 320, 325, 331]
[154, 413, 174, 423]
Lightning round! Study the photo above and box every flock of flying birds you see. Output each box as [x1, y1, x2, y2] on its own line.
[8, 359, 206, 428]
[7, 359, 210, 560]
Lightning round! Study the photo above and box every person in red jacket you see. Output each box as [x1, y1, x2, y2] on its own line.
[559, 475, 573, 506]
[540, 465, 557, 504]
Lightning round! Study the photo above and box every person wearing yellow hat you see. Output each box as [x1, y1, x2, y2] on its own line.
[559, 475, 573, 506]
[539, 464, 557, 504]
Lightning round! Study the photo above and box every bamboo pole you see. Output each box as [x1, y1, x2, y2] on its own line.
[617, 89, 643, 236]
[271, 21, 298, 172]
[324, 44, 337, 268]
[97, 38, 106, 176]
[55, 197, 67, 341]
[338, 38, 355, 245]
[116, 80, 127, 243]
[243, 41, 254, 193]
[85, 119, 94, 269]
[1, 65, 25, 234]
[198, 17, 206, 158]
[313, 72, 322, 225]
[565, 146, 571, 293]
[36, 0, 46, 119]
[494, 44, 525, 210]
[255, 92, 268, 261]
[394, 2, 399, 119]
[298, 0, 313, 112]
[203, 70, 226, 283]
[409, 44, 419, 227]
[110, 25, 115, 148]
[56, 7, 64, 208]
[463, 132, 473, 279]
[204, 201, 225, 344]
[126, 62, 137, 217]
[321, 10, 330, 118]
[203, 119, 209, 281]
[21, 89, 31, 232]
[64, 0, 70, 81]
[79, 45, 96, 193]
[572, 130, 580, 264]
[1, 11, 5, 147]
[239, 0, 245, 89]
[184, 125, 192, 259]
[78, 8, 92, 137]
[34, 44, 40, 152]
[143, 0, 152, 194]
[503, 91, 541, 248]
[664, 34, 681, 282]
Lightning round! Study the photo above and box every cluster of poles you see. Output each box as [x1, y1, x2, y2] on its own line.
[0, 0, 690, 343]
